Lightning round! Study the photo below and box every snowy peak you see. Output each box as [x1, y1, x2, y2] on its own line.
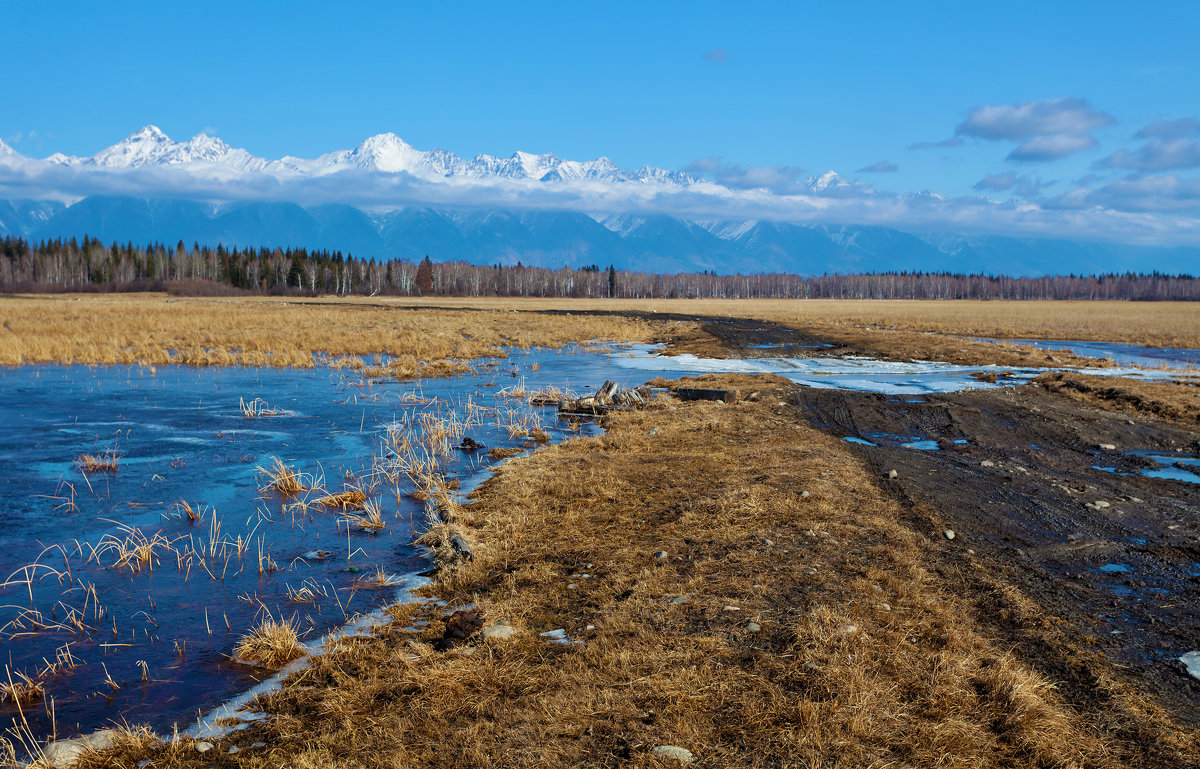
[91, 125, 175, 167]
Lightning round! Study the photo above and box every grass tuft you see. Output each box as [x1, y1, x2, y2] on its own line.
[234, 617, 306, 668]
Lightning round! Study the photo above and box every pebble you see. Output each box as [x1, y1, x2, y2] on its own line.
[746, 621, 761, 632]
[481, 624, 517, 641]
[228, 745, 240, 754]
[646, 427, 659, 435]
[1099, 443, 1116, 450]
[880, 603, 891, 611]
[650, 745, 695, 763]
[887, 469, 899, 479]
[653, 550, 669, 559]
[669, 596, 689, 604]
[195, 742, 213, 754]
[567, 583, 578, 590]
[804, 567, 818, 575]
[943, 529, 956, 540]
[980, 460, 995, 467]
[763, 538, 774, 546]
[800, 490, 810, 498]
[723, 605, 740, 612]
[41, 729, 119, 769]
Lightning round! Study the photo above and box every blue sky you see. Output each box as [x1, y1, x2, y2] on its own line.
[4, 1, 1199, 242]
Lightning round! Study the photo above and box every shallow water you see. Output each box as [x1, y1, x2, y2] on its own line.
[979, 339, 1200, 370]
[0, 347, 662, 743]
[610, 344, 1200, 394]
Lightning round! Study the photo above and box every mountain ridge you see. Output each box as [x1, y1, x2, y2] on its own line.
[3, 195, 1197, 277]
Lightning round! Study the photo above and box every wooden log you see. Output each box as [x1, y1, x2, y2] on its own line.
[450, 533, 474, 561]
[675, 387, 740, 403]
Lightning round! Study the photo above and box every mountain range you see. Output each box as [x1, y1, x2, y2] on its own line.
[1, 127, 1197, 276]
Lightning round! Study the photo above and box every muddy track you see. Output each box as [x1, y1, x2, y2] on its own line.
[784, 382, 1200, 723]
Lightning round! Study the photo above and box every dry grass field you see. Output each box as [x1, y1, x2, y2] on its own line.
[4, 294, 1197, 376]
[0, 294, 679, 373]
[369, 297, 1200, 349]
[73, 375, 1198, 768]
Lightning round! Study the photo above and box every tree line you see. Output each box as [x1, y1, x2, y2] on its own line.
[1, 235, 1196, 301]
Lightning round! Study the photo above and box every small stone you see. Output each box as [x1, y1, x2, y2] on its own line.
[746, 621, 761, 632]
[650, 745, 695, 763]
[723, 605, 740, 611]
[567, 583, 578, 590]
[804, 567, 818, 575]
[585, 624, 596, 631]
[980, 460, 995, 467]
[228, 745, 240, 754]
[887, 469, 899, 479]
[653, 550, 669, 559]
[880, 603, 891, 611]
[251, 742, 267, 749]
[800, 490, 810, 498]
[646, 427, 659, 435]
[195, 742, 214, 754]
[669, 596, 689, 604]
[777, 401, 788, 407]
[481, 624, 517, 641]
[763, 538, 774, 546]
[943, 529, 956, 540]
[1099, 443, 1116, 451]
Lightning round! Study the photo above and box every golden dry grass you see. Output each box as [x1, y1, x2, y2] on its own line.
[87, 374, 1197, 768]
[73, 450, 119, 473]
[256, 457, 307, 496]
[0, 294, 673, 370]
[233, 617, 307, 668]
[315, 487, 368, 511]
[376, 296, 1200, 349]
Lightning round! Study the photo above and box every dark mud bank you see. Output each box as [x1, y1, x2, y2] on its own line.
[787, 380, 1200, 722]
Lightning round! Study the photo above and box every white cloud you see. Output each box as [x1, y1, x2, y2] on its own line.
[954, 97, 1114, 161]
[1, 130, 1199, 246]
[856, 160, 897, 173]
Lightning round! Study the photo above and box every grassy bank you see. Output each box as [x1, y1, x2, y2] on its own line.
[71, 374, 1198, 768]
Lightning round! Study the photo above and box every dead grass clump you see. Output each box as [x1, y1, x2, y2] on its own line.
[234, 617, 306, 668]
[74, 449, 120, 473]
[345, 498, 386, 533]
[0, 669, 44, 705]
[239, 396, 284, 418]
[315, 486, 367, 511]
[487, 447, 522, 460]
[257, 456, 307, 496]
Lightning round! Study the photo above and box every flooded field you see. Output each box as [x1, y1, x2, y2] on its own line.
[4, 334, 1199, 755]
[0, 346, 668, 743]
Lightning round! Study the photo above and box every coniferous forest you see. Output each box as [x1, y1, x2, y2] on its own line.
[1, 235, 1196, 301]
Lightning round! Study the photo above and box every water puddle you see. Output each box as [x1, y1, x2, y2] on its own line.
[901, 439, 941, 451]
[0, 345, 691, 745]
[978, 338, 1200, 370]
[1094, 451, 1200, 484]
[843, 437, 877, 446]
[609, 344, 1199, 395]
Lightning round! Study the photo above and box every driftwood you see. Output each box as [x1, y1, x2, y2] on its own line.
[450, 533, 474, 561]
[559, 380, 651, 415]
[675, 387, 740, 403]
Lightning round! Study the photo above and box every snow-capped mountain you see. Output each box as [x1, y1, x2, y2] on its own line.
[31, 126, 705, 188]
[45, 125, 268, 172]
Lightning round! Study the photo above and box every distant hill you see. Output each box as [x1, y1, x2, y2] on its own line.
[4, 195, 1197, 277]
